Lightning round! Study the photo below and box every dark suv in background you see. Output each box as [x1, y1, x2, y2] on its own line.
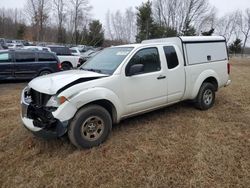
[0, 50, 61, 80]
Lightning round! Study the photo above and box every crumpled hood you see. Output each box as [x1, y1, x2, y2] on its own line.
[29, 70, 107, 95]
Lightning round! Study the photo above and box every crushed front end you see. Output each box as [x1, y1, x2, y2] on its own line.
[21, 87, 68, 139]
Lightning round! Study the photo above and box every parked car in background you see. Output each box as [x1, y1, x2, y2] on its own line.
[0, 38, 8, 49]
[0, 50, 61, 80]
[7, 43, 24, 49]
[47, 45, 83, 70]
[81, 50, 100, 63]
[15, 40, 30, 46]
[70, 47, 82, 56]
[77, 45, 95, 53]
[23, 46, 51, 52]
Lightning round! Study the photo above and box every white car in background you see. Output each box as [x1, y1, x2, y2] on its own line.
[23, 46, 51, 52]
[47, 45, 83, 70]
[70, 47, 82, 56]
[7, 43, 24, 49]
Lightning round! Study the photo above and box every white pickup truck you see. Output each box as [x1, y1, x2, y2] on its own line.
[47, 45, 82, 70]
[21, 36, 231, 149]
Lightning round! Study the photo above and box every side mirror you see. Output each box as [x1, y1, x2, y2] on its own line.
[127, 64, 144, 76]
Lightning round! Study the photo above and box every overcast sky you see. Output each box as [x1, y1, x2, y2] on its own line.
[0, 0, 250, 23]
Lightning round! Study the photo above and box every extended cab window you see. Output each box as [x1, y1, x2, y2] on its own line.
[164, 46, 179, 69]
[0, 52, 11, 63]
[38, 53, 56, 62]
[126, 48, 161, 75]
[15, 52, 36, 63]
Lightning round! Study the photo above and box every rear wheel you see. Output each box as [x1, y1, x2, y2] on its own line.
[68, 105, 112, 149]
[195, 82, 216, 110]
[61, 63, 72, 70]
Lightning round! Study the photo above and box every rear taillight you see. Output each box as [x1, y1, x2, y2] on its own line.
[227, 63, 230, 75]
[78, 58, 83, 67]
[58, 63, 62, 70]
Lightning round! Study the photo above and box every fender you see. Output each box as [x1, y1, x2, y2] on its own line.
[65, 87, 123, 122]
[191, 69, 219, 99]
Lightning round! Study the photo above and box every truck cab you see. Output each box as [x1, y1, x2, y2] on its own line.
[21, 36, 231, 149]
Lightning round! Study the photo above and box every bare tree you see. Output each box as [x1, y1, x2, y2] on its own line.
[238, 9, 250, 54]
[0, 8, 25, 39]
[215, 11, 240, 44]
[53, 0, 66, 43]
[124, 7, 137, 42]
[153, 0, 212, 34]
[105, 8, 137, 43]
[25, 0, 51, 41]
[70, 0, 92, 44]
[105, 10, 114, 41]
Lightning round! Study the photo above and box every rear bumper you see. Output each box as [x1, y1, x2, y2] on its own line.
[20, 87, 68, 139]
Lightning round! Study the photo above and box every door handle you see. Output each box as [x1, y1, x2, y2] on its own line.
[157, 75, 166, 80]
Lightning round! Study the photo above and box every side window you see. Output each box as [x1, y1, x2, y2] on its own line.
[15, 52, 36, 63]
[38, 53, 56, 61]
[0, 53, 11, 63]
[164, 46, 179, 69]
[126, 48, 161, 75]
[50, 47, 70, 55]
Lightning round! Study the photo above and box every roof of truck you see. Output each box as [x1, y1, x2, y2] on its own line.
[142, 36, 226, 44]
[179, 36, 225, 42]
[114, 36, 226, 48]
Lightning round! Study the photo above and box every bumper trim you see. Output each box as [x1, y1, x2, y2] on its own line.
[22, 117, 42, 132]
[225, 79, 231, 87]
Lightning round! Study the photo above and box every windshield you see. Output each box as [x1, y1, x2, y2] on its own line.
[80, 47, 133, 75]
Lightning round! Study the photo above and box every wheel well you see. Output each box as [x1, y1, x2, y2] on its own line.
[203, 77, 218, 91]
[84, 100, 118, 124]
[38, 69, 52, 75]
[61, 61, 72, 67]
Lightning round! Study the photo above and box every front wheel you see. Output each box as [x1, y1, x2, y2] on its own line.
[195, 82, 216, 110]
[68, 105, 112, 149]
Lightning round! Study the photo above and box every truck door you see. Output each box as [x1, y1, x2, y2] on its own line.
[0, 51, 14, 79]
[122, 47, 168, 115]
[163, 46, 185, 103]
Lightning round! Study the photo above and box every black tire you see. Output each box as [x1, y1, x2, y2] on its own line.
[61, 63, 72, 70]
[68, 105, 112, 149]
[195, 82, 216, 110]
[39, 70, 51, 76]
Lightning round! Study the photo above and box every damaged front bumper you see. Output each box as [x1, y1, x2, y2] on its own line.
[20, 87, 69, 139]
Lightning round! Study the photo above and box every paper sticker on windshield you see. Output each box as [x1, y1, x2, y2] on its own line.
[116, 51, 130, 56]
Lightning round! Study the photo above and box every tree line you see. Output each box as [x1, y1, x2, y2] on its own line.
[0, 0, 249, 52]
[0, 0, 104, 46]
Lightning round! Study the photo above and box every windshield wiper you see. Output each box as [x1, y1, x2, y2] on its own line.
[80, 68, 102, 73]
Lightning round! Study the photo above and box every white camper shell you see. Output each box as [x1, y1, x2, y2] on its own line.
[142, 36, 228, 66]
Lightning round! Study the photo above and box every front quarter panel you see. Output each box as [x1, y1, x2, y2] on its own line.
[52, 100, 78, 122]
[59, 87, 123, 122]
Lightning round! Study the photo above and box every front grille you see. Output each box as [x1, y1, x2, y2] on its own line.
[30, 89, 51, 107]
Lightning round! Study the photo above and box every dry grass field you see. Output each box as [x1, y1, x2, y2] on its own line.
[0, 58, 250, 188]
